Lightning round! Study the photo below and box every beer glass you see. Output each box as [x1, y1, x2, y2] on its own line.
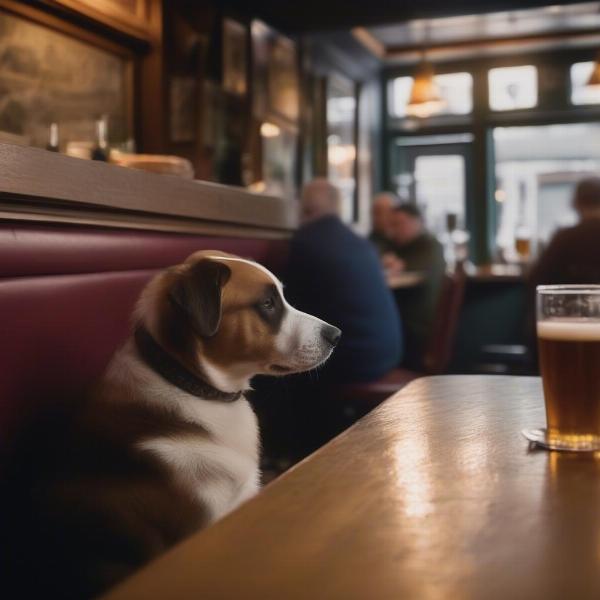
[524, 285, 600, 451]
[515, 237, 531, 260]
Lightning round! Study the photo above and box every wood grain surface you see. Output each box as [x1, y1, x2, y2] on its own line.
[0, 143, 296, 233]
[102, 376, 600, 600]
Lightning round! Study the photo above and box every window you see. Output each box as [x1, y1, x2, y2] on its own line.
[389, 72, 473, 118]
[494, 123, 600, 259]
[391, 135, 472, 237]
[327, 76, 357, 223]
[488, 65, 537, 111]
[570, 61, 600, 106]
[390, 76, 413, 118]
[414, 155, 466, 235]
[261, 126, 298, 200]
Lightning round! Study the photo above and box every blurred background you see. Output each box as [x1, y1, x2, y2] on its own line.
[3, 0, 600, 462]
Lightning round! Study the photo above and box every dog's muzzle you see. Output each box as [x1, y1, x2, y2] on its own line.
[321, 324, 342, 348]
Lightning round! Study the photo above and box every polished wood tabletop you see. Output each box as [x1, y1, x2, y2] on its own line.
[103, 376, 600, 600]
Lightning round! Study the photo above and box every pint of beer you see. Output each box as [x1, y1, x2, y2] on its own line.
[515, 237, 531, 259]
[536, 285, 600, 451]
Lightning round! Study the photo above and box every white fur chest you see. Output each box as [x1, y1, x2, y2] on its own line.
[139, 396, 261, 523]
[107, 349, 261, 523]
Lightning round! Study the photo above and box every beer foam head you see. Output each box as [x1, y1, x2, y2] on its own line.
[538, 319, 600, 341]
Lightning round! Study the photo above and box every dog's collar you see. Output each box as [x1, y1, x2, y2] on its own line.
[134, 326, 243, 402]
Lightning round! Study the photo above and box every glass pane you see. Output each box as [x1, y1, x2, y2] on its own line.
[327, 76, 356, 223]
[414, 155, 465, 234]
[434, 72, 473, 115]
[571, 61, 600, 105]
[494, 123, 600, 260]
[488, 65, 537, 111]
[389, 76, 414, 118]
[261, 126, 298, 199]
[389, 72, 473, 118]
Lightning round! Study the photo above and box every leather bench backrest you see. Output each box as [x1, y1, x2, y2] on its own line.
[0, 223, 288, 458]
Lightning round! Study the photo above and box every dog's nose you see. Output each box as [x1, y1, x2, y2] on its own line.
[321, 324, 342, 347]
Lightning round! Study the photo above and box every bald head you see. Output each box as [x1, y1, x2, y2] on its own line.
[372, 192, 398, 236]
[574, 177, 600, 220]
[300, 179, 341, 223]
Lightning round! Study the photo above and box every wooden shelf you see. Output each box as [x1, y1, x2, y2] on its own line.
[0, 143, 296, 238]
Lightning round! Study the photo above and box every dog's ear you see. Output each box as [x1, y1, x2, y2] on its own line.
[169, 259, 231, 338]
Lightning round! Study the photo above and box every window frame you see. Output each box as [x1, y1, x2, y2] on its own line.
[383, 48, 600, 264]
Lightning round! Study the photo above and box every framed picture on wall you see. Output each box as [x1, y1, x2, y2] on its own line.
[250, 20, 300, 199]
[169, 76, 197, 143]
[326, 74, 359, 223]
[251, 20, 299, 126]
[267, 35, 299, 123]
[0, 9, 133, 149]
[251, 19, 270, 119]
[223, 18, 247, 97]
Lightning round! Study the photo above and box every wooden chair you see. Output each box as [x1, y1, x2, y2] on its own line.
[258, 268, 468, 464]
[422, 266, 467, 374]
[335, 266, 467, 418]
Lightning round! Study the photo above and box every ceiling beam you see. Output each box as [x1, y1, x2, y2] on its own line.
[221, 0, 590, 33]
[384, 25, 600, 57]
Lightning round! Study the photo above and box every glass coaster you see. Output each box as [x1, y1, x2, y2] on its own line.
[522, 428, 600, 452]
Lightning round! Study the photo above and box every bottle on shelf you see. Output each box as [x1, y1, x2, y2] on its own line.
[91, 117, 109, 161]
[46, 123, 59, 152]
[442, 211, 470, 270]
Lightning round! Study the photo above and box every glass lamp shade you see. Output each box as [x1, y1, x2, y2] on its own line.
[406, 63, 446, 118]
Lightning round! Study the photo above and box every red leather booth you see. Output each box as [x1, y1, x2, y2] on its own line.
[0, 222, 288, 464]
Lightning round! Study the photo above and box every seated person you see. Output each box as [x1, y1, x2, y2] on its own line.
[385, 204, 446, 368]
[252, 179, 403, 462]
[285, 179, 403, 383]
[529, 177, 600, 286]
[369, 192, 398, 255]
[528, 177, 600, 363]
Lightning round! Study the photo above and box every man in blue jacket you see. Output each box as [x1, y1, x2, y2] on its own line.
[252, 179, 403, 463]
[284, 178, 403, 382]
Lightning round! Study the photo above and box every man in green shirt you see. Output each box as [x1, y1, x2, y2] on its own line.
[384, 204, 446, 369]
[369, 192, 398, 255]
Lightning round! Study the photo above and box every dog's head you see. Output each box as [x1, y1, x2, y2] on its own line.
[137, 251, 341, 392]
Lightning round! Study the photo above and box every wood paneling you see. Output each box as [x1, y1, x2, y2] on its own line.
[0, 0, 136, 56]
[136, 0, 164, 153]
[51, 0, 156, 41]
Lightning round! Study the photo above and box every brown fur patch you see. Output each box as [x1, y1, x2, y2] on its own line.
[4, 379, 212, 599]
[205, 259, 282, 368]
[149, 253, 286, 374]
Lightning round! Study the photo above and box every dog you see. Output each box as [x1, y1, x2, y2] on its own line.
[5, 251, 340, 599]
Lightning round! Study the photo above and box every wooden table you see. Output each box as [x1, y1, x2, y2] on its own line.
[103, 376, 600, 600]
[386, 265, 526, 290]
[386, 270, 425, 289]
[465, 263, 526, 282]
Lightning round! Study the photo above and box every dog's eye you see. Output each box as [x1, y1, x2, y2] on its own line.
[261, 298, 275, 311]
